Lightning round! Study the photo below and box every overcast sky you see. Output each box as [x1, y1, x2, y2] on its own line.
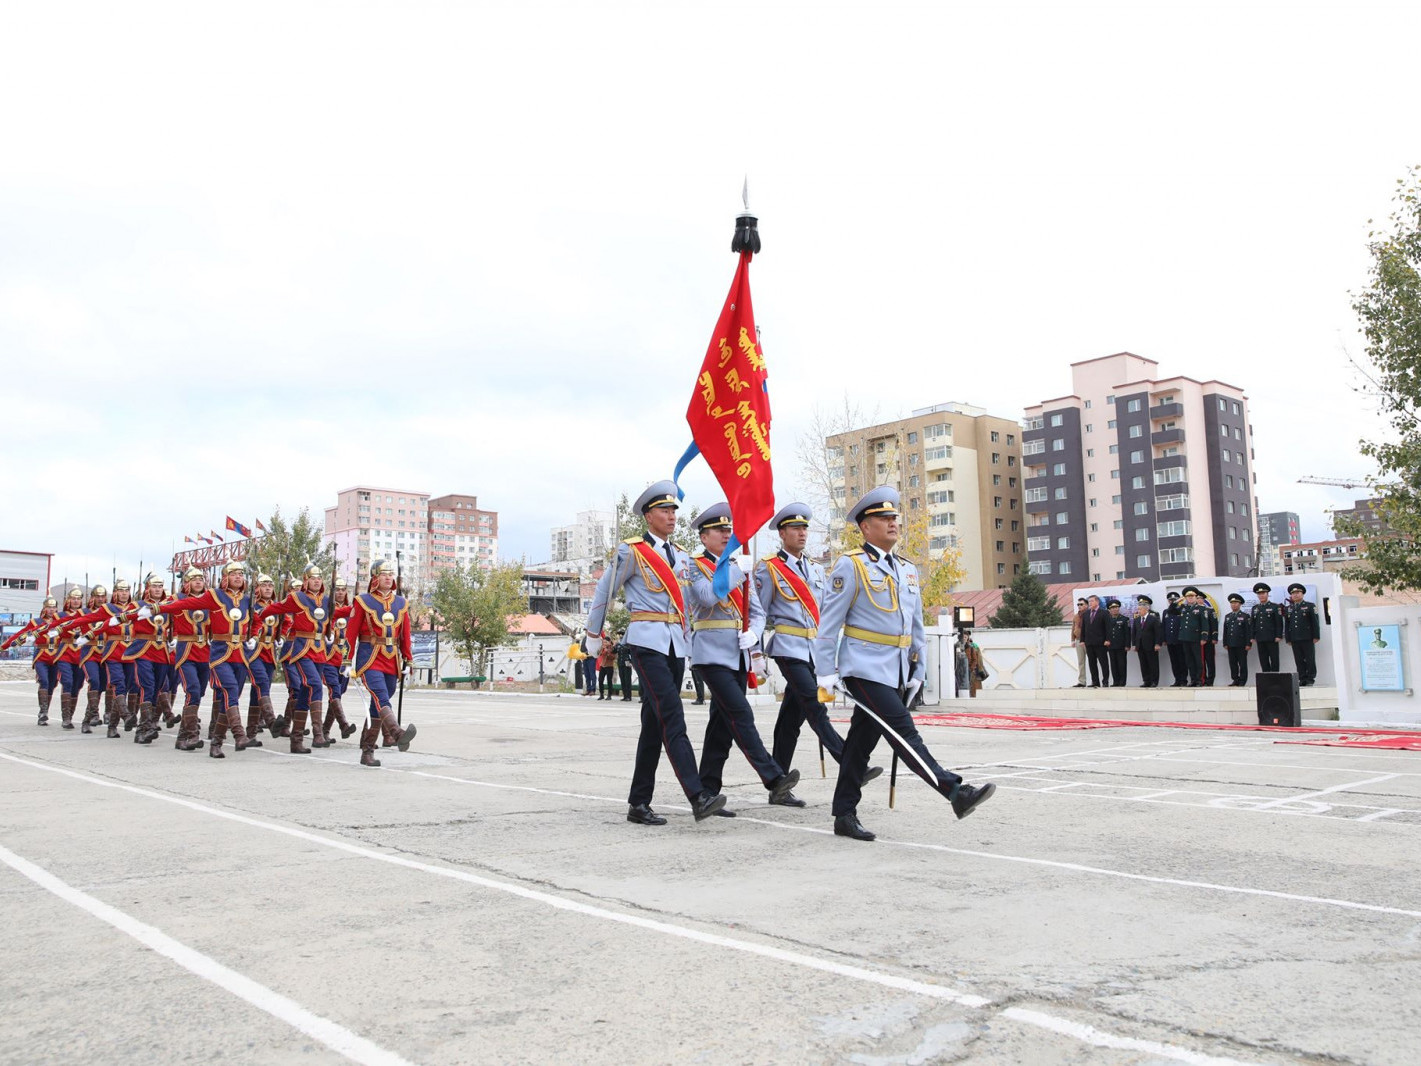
[2, 0, 1410, 586]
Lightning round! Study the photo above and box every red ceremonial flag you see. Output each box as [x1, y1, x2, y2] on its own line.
[256, 518, 268, 534]
[183, 535, 195, 545]
[678, 205, 772, 596]
[210, 529, 225, 543]
[225, 516, 253, 538]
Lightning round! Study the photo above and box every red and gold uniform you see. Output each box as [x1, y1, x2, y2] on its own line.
[59, 582, 140, 737]
[76, 587, 110, 732]
[49, 588, 88, 728]
[320, 582, 357, 741]
[256, 564, 333, 753]
[242, 573, 287, 742]
[167, 567, 212, 750]
[1, 597, 61, 726]
[123, 575, 176, 745]
[157, 561, 254, 758]
[346, 559, 416, 766]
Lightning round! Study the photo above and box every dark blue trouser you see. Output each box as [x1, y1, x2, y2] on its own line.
[34, 661, 58, 691]
[105, 660, 135, 697]
[363, 667, 397, 712]
[320, 662, 347, 696]
[625, 646, 705, 806]
[289, 658, 322, 711]
[248, 657, 273, 706]
[180, 661, 210, 708]
[771, 656, 845, 772]
[84, 660, 103, 692]
[135, 659, 168, 704]
[696, 663, 784, 795]
[210, 660, 247, 718]
[57, 662, 83, 696]
[832, 677, 959, 818]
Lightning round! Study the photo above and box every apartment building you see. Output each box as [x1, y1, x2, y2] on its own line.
[1022, 353, 1258, 583]
[548, 510, 615, 576]
[1332, 497, 1388, 536]
[1280, 537, 1366, 576]
[324, 485, 431, 588]
[825, 402, 1023, 590]
[1257, 511, 1300, 577]
[427, 494, 500, 578]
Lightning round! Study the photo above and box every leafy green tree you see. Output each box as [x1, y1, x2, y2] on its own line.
[988, 571, 1064, 628]
[1339, 166, 1421, 591]
[430, 560, 528, 680]
[246, 508, 333, 591]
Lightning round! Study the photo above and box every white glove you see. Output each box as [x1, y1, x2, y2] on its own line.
[76, 636, 88, 647]
[136, 605, 153, 620]
[816, 673, 842, 697]
[584, 635, 603, 658]
[905, 678, 923, 706]
[106, 616, 120, 627]
[737, 629, 758, 651]
[244, 640, 256, 651]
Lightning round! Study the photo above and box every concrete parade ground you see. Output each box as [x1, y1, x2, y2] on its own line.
[2, 681, 1418, 1066]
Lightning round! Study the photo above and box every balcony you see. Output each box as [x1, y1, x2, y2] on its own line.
[1154, 454, 1188, 470]
[1150, 401, 1184, 420]
[1151, 427, 1185, 446]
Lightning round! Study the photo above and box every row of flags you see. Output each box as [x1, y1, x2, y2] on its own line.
[183, 517, 268, 545]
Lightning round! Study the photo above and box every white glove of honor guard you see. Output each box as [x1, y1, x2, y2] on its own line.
[905, 678, 923, 707]
[106, 616, 120, 627]
[244, 640, 257, 651]
[816, 673, 842, 697]
[737, 629, 758, 651]
[136, 604, 153, 621]
[584, 635, 602, 658]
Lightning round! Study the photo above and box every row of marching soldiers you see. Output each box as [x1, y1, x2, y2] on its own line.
[1, 558, 417, 765]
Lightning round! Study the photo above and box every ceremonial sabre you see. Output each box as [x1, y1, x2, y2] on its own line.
[395, 549, 405, 726]
[819, 683, 943, 805]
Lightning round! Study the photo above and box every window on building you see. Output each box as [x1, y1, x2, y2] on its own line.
[1231, 553, 1239, 567]
[1131, 476, 1144, 489]
[1114, 519, 1124, 529]
[1092, 547, 1100, 557]
[1128, 425, 1143, 439]
[1109, 444, 1118, 454]
[1112, 494, 1122, 504]
[1227, 527, 1237, 540]
[994, 496, 1003, 507]
[1011, 520, 1020, 531]
[1089, 522, 1098, 532]
[1130, 450, 1144, 463]
[1126, 398, 1142, 412]
[909, 497, 919, 510]
[1057, 536, 1070, 549]
[1225, 474, 1235, 489]
[1007, 434, 1016, 445]
[993, 474, 1002, 485]
[1089, 498, 1098, 507]
[994, 518, 1003, 530]
[1110, 470, 1120, 479]
[908, 474, 920, 487]
[1219, 424, 1229, 437]
[1054, 487, 1067, 499]
[991, 430, 1000, 442]
[1086, 448, 1094, 457]
[1115, 545, 1124, 555]
[998, 563, 1007, 575]
[1029, 561, 1051, 575]
[1050, 413, 1064, 427]
[1107, 396, 1116, 405]
[1240, 503, 1249, 516]
[1137, 554, 1152, 568]
[1088, 473, 1096, 483]
[1136, 528, 1150, 542]
[1009, 477, 1018, 488]
[1108, 419, 1117, 429]
[996, 540, 1005, 551]
[1085, 424, 1092, 433]
[1052, 463, 1066, 476]
[1052, 439, 1065, 451]
[1157, 520, 1191, 537]
[906, 431, 918, 444]
[1058, 561, 1072, 574]
[1232, 401, 1241, 415]
[1133, 501, 1147, 515]
[1055, 511, 1069, 524]
[1234, 427, 1242, 440]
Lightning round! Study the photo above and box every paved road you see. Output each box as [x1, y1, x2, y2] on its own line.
[2, 682, 1418, 1065]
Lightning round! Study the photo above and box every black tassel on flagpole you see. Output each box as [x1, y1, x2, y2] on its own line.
[731, 212, 760, 255]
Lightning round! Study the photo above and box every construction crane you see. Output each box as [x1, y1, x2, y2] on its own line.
[1298, 476, 1367, 490]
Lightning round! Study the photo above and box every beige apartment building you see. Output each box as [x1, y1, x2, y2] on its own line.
[826, 402, 1024, 590]
[324, 485, 431, 589]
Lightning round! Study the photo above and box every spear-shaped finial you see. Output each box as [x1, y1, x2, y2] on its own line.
[731, 175, 761, 255]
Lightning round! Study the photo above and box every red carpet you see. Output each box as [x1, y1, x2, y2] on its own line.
[1276, 734, 1421, 751]
[842, 712, 1421, 743]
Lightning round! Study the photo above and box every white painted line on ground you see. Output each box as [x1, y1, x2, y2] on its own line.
[233, 746, 1421, 919]
[0, 751, 1274, 1065]
[1252, 774, 1401, 809]
[0, 750, 989, 1008]
[0, 842, 416, 1066]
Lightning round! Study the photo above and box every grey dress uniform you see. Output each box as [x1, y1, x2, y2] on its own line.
[756, 543, 850, 774]
[586, 483, 719, 817]
[687, 503, 794, 803]
[813, 527, 959, 818]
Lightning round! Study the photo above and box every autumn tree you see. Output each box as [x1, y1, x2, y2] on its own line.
[429, 560, 528, 680]
[1338, 167, 1421, 591]
[246, 508, 333, 592]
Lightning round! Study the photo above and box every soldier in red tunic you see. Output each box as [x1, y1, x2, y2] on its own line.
[57, 580, 139, 737]
[152, 561, 255, 758]
[346, 559, 416, 767]
[243, 573, 287, 742]
[122, 574, 176, 745]
[164, 568, 211, 751]
[50, 587, 87, 728]
[256, 564, 333, 754]
[320, 578, 357, 742]
[77, 585, 109, 733]
[1, 595, 61, 725]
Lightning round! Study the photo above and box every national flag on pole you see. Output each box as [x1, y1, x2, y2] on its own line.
[675, 202, 772, 598]
[196, 533, 212, 545]
[225, 516, 253, 538]
[210, 529, 225, 543]
[256, 518, 268, 534]
[183, 535, 196, 545]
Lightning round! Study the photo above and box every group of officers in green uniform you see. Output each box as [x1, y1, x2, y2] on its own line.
[1080, 580, 1323, 689]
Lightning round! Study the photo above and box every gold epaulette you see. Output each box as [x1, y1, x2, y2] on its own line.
[623, 537, 643, 546]
[843, 548, 866, 557]
[760, 552, 779, 563]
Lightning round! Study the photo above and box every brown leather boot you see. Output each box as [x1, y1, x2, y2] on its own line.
[124, 691, 139, 731]
[223, 699, 253, 750]
[134, 702, 157, 744]
[106, 696, 122, 738]
[82, 687, 101, 732]
[209, 707, 226, 758]
[359, 722, 381, 767]
[379, 707, 416, 752]
[327, 697, 357, 739]
[309, 701, 332, 748]
[60, 693, 76, 729]
[288, 708, 311, 754]
[243, 704, 264, 747]
[175, 707, 202, 750]
[37, 688, 52, 726]
[157, 690, 177, 728]
[271, 693, 293, 737]
[258, 694, 279, 734]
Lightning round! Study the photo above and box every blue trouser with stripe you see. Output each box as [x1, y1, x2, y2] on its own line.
[56, 661, 83, 697]
[180, 661, 210, 709]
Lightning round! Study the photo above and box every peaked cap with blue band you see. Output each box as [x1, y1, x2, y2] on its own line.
[848, 485, 901, 524]
[635, 480, 680, 514]
[695, 502, 733, 531]
[771, 502, 812, 529]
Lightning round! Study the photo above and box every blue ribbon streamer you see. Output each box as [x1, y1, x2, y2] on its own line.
[672, 440, 700, 501]
[712, 534, 742, 600]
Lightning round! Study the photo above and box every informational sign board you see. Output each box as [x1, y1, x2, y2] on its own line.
[410, 631, 439, 670]
[1357, 623, 1405, 691]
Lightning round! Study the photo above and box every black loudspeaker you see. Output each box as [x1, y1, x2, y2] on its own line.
[1256, 672, 1301, 727]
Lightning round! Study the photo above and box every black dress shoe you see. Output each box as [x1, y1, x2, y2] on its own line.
[691, 791, 727, 821]
[768, 790, 807, 808]
[862, 765, 884, 784]
[691, 699, 706, 705]
[627, 804, 667, 826]
[833, 814, 875, 841]
[713, 807, 737, 817]
[950, 781, 996, 820]
[767, 769, 801, 804]
[1073, 683, 1086, 688]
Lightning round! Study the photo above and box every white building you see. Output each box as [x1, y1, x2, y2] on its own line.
[324, 485, 430, 589]
[548, 510, 615, 576]
[428, 494, 499, 579]
[1, 549, 53, 616]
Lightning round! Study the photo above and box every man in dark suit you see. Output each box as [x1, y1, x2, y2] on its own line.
[1079, 594, 1110, 687]
[1131, 594, 1162, 687]
[1104, 599, 1132, 686]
